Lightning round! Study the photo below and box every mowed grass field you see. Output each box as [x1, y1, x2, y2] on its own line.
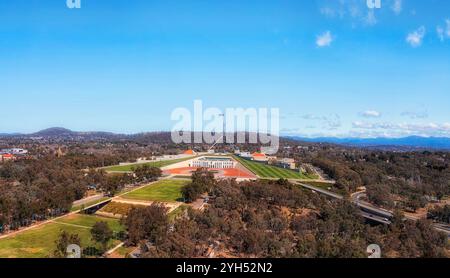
[234, 156, 314, 180]
[103, 157, 193, 172]
[121, 179, 189, 202]
[0, 214, 124, 258]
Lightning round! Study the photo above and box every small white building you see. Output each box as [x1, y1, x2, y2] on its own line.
[276, 158, 296, 170]
[0, 148, 28, 155]
[191, 157, 236, 169]
[239, 152, 252, 158]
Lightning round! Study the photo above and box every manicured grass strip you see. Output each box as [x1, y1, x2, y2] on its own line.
[103, 157, 193, 172]
[0, 215, 124, 258]
[234, 156, 312, 180]
[121, 179, 189, 202]
[54, 214, 124, 233]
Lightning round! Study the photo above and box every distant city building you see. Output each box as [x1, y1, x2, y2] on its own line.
[183, 149, 197, 156]
[252, 152, 269, 162]
[190, 157, 236, 169]
[0, 148, 28, 155]
[0, 154, 15, 162]
[276, 158, 296, 170]
[239, 152, 252, 159]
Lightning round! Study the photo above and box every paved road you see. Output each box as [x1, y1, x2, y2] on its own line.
[293, 181, 450, 236]
[72, 194, 105, 207]
[352, 191, 450, 236]
[298, 183, 343, 200]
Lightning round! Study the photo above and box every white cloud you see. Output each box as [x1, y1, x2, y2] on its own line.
[325, 114, 342, 130]
[446, 19, 450, 36]
[301, 114, 327, 121]
[300, 113, 341, 130]
[392, 0, 402, 15]
[436, 19, 450, 42]
[318, 0, 404, 27]
[352, 121, 450, 136]
[316, 31, 333, 47]
[364, 10, 377, 26]
[401, 110, 428, 119]
[317, 1, 366, 26]
[406, 26, 426, 47]
[360, 110, 381, 118]
[320, 6, 336, 18]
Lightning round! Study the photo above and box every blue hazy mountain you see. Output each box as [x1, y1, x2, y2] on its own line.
[288, 136, 450, 150]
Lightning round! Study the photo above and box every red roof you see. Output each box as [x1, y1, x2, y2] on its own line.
[2, 154, 13, 158]
[252, 152, 266, 157]
[183, 150, 195, 155]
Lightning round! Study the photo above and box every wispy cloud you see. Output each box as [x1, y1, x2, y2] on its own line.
[360, 110, 381, 118]
[436, 19, 450, 42]
[318, 0, 403, 27]
[316, 31, 333, 47]
[406, 26, 426, 47]
[364, 10, 377, 26]
[391, 0, 402, 15]
[301, 114, 327, 121]
[401, 110, 428, 119]
[320, 6, 336, 18]
[299, 113, 341, 130]
[352, 121, 450, 137]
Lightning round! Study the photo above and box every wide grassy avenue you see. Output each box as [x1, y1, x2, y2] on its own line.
[121, 179, 189, 202]
[234, 155, 314, 180]
[0, 214, 124, 258]
[103, 157, 193, 172]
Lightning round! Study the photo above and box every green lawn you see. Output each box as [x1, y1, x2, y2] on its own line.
[121, 179, 189, 202]
[234, 156, 314, 180]
[103, 157, 193, 172]
[0, 214, 124, 258]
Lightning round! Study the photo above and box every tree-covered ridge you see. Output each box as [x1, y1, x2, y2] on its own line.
[126, 179, 448, 258]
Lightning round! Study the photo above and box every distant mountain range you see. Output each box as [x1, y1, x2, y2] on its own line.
[1, 128, 450, 150]
[31, 127, 119, 138]
[288, 136, 450, 150]
[0, 127, 125, 141]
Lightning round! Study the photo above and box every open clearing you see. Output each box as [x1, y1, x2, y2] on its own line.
[121, 179, 189, 202]
[234, 156, 314, 179]
[0, 214, 124, 258]
[103, 157, 193, 172]
[99, 201, 146, 217]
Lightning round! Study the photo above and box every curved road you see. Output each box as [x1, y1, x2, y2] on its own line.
[292, 181, 450, 237]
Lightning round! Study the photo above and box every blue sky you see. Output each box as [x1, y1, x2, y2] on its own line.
[0, 0, 449, 137]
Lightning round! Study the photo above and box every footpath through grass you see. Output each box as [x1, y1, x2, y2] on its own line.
[234, 156, 314, 180]
[121, 179, 189, 202]
[104, 157, 193, 172]
[0, 214, 124, 258]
